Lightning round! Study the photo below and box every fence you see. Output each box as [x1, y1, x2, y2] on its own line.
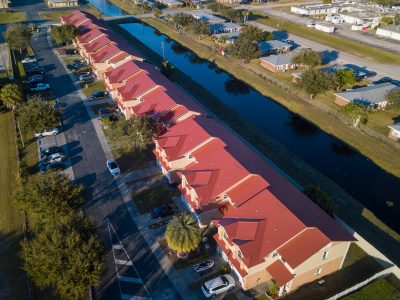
[325, 267, 396, 300]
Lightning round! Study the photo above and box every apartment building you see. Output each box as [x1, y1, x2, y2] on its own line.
[62, 11, 356, 296]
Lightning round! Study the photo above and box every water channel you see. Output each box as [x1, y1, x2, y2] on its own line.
[87, 0, 400, 232]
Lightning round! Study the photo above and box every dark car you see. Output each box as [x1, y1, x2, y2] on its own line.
[91, 91, 109, 100]
[98, 107, 113, 116]
[150, 205, 175, 219]
[41, 146, 64, 158]
[67, 63, 80, 71]
[26, 66, 45, 75]
[45, 162, 65, 172]
[65, 48, 78, 55]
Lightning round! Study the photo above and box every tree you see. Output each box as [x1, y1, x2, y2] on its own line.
[380, 16, 393, 25]
[332, 69, 356, 91]
[5, 24, 32, 53]
[0, 83, 24, 110]
[17, 98, 60, 133]
[161, 60, 175, 78]
[153, 7, 162, 19]
[297, 69, 331, 99]
[385, 88, 400, 110]
[165, 213, 201, 254]
[21, 213, 105, 300]
[172, 13, 195, 29]
[394, 14, 400, 25]
[341, 103, 369, 126]
[106, 115, 156, 155]
[51, 25, 78, 45]
[304, 186, 335, 216]
[229, 40, 260, 63]
[238, 25, 273, 42]
[189, 20, 210, 38]
[291, 50, 322, 68]
[14, 171, 84, 223]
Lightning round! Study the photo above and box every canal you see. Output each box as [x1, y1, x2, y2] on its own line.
[87, 0, 400, 232]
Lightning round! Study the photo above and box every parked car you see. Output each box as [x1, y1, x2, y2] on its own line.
[31, 83, 50, 92]
[34, 128, 59, 138]
[98, 107, 113, 117]
[41, 146, 64, 158]
[26, 66, 45, 75]
[65, 48, 78, 55]
[106, 159, 120, 176]
[22, 56, 38, 64]
[79, 74, 95, 82]
[150, 205, 175, 219]
[194, 260, 215, 273]
[28, 74, 44, 82]
[29, 79, 45, 86]
[201, 275, 235, 298]
[91, 91, 109, 100]
[67, 63, 80, 71]
[47, 153, 67, 164]
[307, 21, 316, 28]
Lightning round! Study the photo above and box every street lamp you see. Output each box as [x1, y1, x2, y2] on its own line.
[161, 41, 165, 60]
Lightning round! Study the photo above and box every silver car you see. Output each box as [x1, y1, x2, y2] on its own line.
[201, 274, 235, 298]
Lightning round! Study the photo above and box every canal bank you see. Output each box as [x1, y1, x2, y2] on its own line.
[103, 18, 400, 266]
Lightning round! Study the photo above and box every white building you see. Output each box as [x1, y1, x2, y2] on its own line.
[291, 3, 352, 16]
[315, 23, 336, 33]
[48, 0, 78, 8]
[376, 26, 400, 41]
[339, 11, 382, 28]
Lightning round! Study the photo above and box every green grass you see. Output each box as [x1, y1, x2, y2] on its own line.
[253, 12, 400, 65]
[0, 11, 27, 24]
[343, 275, 400, 300]
[0, 107, 28, 300]
[83, 80, 106, 97]
[132, 185, 176, 214]
[106, 0, 142, 15]
[39, 5, 101, 20]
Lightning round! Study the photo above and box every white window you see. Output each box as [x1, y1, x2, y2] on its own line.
[322, 251, 328, 260]
[315, 267, 322, 275]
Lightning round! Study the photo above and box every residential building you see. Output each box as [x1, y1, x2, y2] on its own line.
[189, 11, 226, 24]
[257, 40, 291, 56]
[63, 11, 356, 296]
[48, 0, 78, 8]
[376, 26, 400, 42]
[291, 3, 353, 16]
[388, 123, 400, 142]
[157, 0, 183, 8]
[0, 0, 10, 8]
[210, 22, 243, 35]
[260, 53, 298, 73]
[334, 82, 398, 108]
[217, 0, 241, 4]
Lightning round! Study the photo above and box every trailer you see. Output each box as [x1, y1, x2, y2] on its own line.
[315, 23, 336, 33]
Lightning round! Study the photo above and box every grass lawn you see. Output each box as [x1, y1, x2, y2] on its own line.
[252, 12, 400, 65]
[39, 5, 100, 20]
[83, 80, 106, 97]
[0, 107, 28, 300]
[343, 274, 400, 300]
[132, 185, 177, 214]
[0, 11, 27, 24]
[106, 0, 143, 15]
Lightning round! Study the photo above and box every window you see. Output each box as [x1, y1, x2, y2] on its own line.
[237, 251, 243, 259]
[223, 232, 228, 239]
[322, 251, 328, 260]
[272, 252, 278, 258]
[188, 154, 193, 159]
[315, 267, 322, 276]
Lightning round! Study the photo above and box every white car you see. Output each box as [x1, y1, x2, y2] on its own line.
[31, 83, 50, 92]
[48, 153, 67, 164]
[22, 57, 38, 64]
[34, 128, 59, 138]
[106, 159, 120, 176]
[307, 21, 316, 28]
[201, 274, 235, 298]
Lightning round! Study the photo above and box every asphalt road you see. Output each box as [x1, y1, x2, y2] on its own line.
[16, 2, 181, 299]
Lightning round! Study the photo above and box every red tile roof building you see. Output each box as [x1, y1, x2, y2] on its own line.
[63, 11, 355, 296]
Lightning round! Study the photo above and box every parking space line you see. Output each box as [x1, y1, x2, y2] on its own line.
[120, 294, 151, 300]
[115, 259, 133, 266]
[113, 244, 124, 250]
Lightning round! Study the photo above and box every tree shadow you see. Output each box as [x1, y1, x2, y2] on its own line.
[320, 50, 339, 64]
[224, 77, 250, 96]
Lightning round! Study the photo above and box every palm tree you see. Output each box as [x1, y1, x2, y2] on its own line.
[0, 83, 24, 110]
[166, 213, 201, 255]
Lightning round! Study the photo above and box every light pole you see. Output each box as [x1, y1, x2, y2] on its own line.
[161, 41, 165, 60]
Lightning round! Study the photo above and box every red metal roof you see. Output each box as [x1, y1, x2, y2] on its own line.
[133, 87, 177, 118]
[77, 28, 106, 44]
[226, 175, 270, 207]
[266, 260, 294, 286]
[278, 228, 331, 269]
[84, 35, 113, 53]
[108, 51, 129, 64]
[117, 71, 158, 101]
[180, 138, 250, 206]
[104, 60, 144, 84]
[91, 43, 122, 64]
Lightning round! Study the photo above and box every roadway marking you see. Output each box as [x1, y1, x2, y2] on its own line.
[121, 294, 151, 300]
[115, 259, 133, 266]
[113, 244, 123, 250]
